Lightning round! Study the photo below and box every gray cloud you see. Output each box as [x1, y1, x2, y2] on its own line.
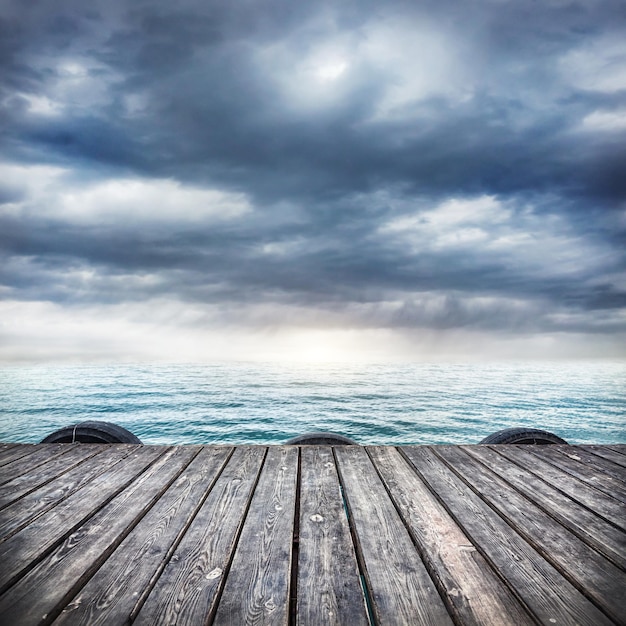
[1, 0, 625, 360]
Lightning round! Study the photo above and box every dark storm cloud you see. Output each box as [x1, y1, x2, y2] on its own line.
[1, 0, 625, 347]
[2, 0, 624, 196]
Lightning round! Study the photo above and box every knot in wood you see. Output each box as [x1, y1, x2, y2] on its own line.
[206, 567, 223, 580]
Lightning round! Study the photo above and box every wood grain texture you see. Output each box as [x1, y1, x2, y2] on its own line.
[582, 445, 626, 468]
[54, 446, 231, 626]
[495, 445, 626, 531]
[606, 445, 626, 453]
[0, 445, 164, 594]
[0, 447, 197, 626]
[213, 446, 298, 626]
[0, 443, 623, 625]
[0, 444, 74, 486]
[0, 444, 39, 468]
[435, 445, 626, 625]
[296, 446, 369, 626]
[0, 444, 17, 454]
[368, 446, 535, 626]
[335, 445, 453, 626]
[528, 446, 626, 503]
[465, 445, 626, 570]
[0, 445, 102, 510]
[0, 445, 135, 543]
[402, 446, 614, 626]
[133, 446, 266, 626]
[555, 446, 626, 485]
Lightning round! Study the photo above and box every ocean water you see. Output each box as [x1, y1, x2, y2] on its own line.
[0, 362, 624, 445]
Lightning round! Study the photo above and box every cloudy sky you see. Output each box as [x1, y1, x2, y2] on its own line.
[1, 0, 625, 363]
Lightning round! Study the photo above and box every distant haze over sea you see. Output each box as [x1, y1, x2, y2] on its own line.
[1, 362, 624, 446]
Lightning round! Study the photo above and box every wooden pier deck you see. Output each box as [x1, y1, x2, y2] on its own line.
[0, 443, 624, 625]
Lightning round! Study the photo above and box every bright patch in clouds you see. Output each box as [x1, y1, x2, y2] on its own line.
[259, 15, 468, 115]
[581, 109, 626, 132]
[315, 59, 348, 81]
[0, 163, 251, 225]
[560, 35, 626, 93]
[381, 195, 509, 245]
[58, 179, 251, 225]
[380, 194, 615, 278]
[361, 18, 470, 117]
[19, 93, 63, 116]
[20, 56, 122, 113]
[259, 35, 356, 109]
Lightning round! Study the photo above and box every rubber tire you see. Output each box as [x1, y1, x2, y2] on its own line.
[286, 432, 357, 445]
[41, 421, 142, 444]
[479, 427, 567, 445]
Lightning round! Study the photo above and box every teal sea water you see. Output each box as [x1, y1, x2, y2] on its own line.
[0, 362, 624, 445]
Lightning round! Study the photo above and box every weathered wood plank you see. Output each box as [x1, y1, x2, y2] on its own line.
[495, 445, 626, 530]
[402, 446, 614, 626]
[296, 447, 369, 626]
[0, 443, 623, 626]
[436, 445, 626, 625]
[528, 446, 626, 503]
[0, 445, 136, 542]
[368, 446, 536, 626]
[0, 444, 39, 468]
[558, 446, 626, 485]
[54, 447, 232, 626]
[582, 445, 626, 468]
[0, 446, 135, 542]
[606, 444, 626, 453]
[0, 445, 165, 594]
[0, 444, 75, 486]
[0, 445, 103, 510]
[0, 447, 199, 626]
[213, 446, 299, 626]
[133, 446, 266, 626]
[335, 445, 453, 626]
[465, 445, 626, 570]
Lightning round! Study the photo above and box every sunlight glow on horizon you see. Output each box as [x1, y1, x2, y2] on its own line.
[1, 298, 623, 365]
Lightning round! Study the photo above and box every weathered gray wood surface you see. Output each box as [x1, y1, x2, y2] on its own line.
[0, 444, 82, 487]
[213, 446, 298, 626]
[0, 447, 197, 626]
[494, 445, 626, 530]
[0, 445, 102, 509]
[533, 446, 626, 503]
[296, 446, 368, 626]
[435, 446, 626, 624]
[583, 445, 626, 467]
[465, 445, 626, 570]
[335, 445, 453, 626]
[0, 445, 39, 468]
[402, 446, 616, 626]
[369, 446, 536, 626]
[0, 443, 623, 625]
[133, 446, 266, 626]
[55, 446, 231, 626]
